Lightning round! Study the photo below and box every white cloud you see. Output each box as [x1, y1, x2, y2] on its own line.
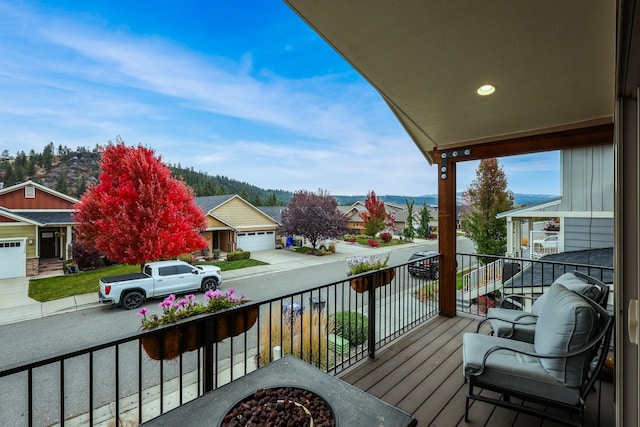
[0, 2, 555, 197]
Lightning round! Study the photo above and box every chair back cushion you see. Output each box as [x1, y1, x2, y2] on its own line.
[531, 273, 600, 316]
[554, 272, 601, 301]
[534, 284, 597, 386]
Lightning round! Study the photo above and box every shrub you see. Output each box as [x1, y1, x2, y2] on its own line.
[331, 311, 368, 346]
[368, 239, 380, 248]
[328, 242, 336, 253]
[227, 250, 251, 261]
[177, 253, 194, 263]
[72, 241, 104, 270]
[380, 232, 392, 243]
[414, 282, 439, 301]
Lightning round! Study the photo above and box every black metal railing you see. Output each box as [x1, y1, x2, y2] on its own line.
[455, 252, 614, 316]
[0, 254, 441, 426]
[2, 251, 611, 426]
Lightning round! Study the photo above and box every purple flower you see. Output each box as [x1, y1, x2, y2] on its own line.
[186, 294, 195, 301]
[137, 307, 149, 317]
[177, 299, 188, 308]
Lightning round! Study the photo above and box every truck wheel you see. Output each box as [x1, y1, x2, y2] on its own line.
[201, 278, 218, 292]
[121, 291, 144, 310]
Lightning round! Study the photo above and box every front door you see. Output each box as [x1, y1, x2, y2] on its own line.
[40, 230, 57, 258]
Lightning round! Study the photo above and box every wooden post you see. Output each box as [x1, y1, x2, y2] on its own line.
[438, 160, 457, 317]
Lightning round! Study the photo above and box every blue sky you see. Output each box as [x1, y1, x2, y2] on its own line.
[0, 1, 560, 196]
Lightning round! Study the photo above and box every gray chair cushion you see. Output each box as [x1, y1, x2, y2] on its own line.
[531, 292, 548, 315]
[487, 308, 537, 342]
[463, 332, 582, 405]
[553, 272, 601, 301]
[534, 284, 597, 386]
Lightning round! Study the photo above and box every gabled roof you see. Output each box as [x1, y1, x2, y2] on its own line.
[0, 207, 43, 225]
[0, 180, 79, 205]
[496, 197, 562, 219]
[195, 195, 236, 213]
[9, 211, 75, 226]
[256, 206, 285, 224]
[196, 195, 279, 227]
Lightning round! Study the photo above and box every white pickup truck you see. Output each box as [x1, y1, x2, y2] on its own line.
[98, 260, 222, 310]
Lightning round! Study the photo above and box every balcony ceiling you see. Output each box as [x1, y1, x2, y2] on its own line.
[284, 1, 616, 163]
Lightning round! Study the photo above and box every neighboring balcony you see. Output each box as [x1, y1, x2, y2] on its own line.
[0, 252, 613, 426]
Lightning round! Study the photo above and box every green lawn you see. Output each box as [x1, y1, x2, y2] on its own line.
[28, 259, 268, 302]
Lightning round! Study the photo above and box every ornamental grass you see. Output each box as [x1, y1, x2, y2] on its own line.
[257, 305, 335, 371]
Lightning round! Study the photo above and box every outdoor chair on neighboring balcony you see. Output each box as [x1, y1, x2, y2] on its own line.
[477, 271, 609, 343]
[463, 283, 613, 426]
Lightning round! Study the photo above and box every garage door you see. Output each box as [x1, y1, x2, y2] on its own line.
[0, 239, 26, 279]
[237, 231, 275, 252]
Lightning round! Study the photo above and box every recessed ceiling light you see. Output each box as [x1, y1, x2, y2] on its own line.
[476, 84, 496, 96]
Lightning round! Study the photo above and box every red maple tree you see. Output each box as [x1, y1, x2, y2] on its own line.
[73, 139, 207, 266]
[358, 191, 388, 238]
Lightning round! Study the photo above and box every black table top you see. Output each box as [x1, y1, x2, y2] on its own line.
[142, 355, 417, 426]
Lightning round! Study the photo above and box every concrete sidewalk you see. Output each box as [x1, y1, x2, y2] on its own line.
[0, 240, 426, 326]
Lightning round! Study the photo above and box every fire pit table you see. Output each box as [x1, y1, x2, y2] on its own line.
[142, 355, 417, 426]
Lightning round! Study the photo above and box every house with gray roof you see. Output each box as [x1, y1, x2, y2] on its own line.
[0, 180, 77, 278]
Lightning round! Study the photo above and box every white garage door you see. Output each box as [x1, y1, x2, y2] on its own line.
[0, 239, 26, 279]
[237, 231, 275, 252]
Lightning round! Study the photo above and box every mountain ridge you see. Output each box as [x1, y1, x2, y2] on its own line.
[0, 144, 558, 207]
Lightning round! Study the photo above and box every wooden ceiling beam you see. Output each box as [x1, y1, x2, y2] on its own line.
[432, 123, 613, 163]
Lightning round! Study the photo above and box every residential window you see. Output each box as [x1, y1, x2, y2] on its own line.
[25, 186, 35, 198]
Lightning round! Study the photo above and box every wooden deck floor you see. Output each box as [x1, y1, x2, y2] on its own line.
[339, 315, 614, 427]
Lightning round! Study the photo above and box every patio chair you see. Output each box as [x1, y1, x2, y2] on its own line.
[463, 283, 613, 426]
[477, 271, 609, 343]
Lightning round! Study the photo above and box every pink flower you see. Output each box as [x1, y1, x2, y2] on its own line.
[205, 289, 223, 300]
[137, 307, 149, 317]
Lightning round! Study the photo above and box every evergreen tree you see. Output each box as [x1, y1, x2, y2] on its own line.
[55, 175, 68, 194]
[460, 158, 514, 261]
[416, 202, 433, 238]
[42, 142, 54, 169]
[402, 198, 416, 241]
[76, 176, 87, 197]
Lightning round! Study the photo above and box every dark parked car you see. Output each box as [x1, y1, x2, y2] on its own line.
[408, 251, 439, 279]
